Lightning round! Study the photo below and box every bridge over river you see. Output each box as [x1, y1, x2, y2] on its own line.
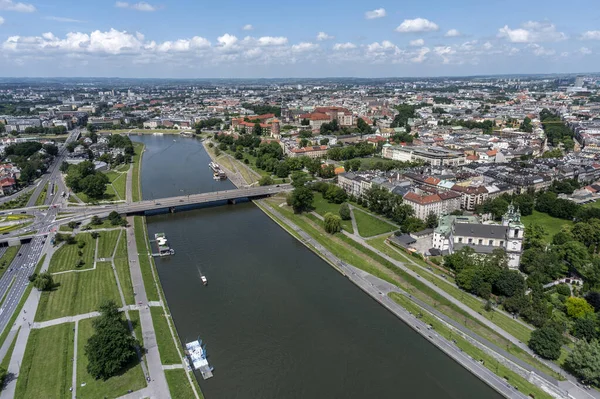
[74, 184, 291, 215]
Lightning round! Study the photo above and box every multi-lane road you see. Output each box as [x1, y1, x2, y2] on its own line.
[0, 129, 80, 340]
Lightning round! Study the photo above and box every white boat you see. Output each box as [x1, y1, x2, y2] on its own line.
[201, 275, 207, 286]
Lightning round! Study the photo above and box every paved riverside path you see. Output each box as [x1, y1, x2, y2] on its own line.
[259, 202, 529, 399]
[126, 216, 170, 398]
[306, 209, 596, 399]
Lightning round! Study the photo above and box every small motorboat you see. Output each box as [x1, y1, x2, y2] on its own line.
[201, 275, 208, 286]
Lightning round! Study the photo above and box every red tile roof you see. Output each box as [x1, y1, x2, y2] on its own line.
[404, 192, 442, 205]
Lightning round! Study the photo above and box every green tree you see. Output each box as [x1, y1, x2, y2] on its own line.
[566, 297, 595, 319]
[85, 300, 139, 380]
[301, 118, 310, 126]
[339, 203, 351, 220]
[425, 212, 438, 228]
[253, 122, 263, 135]
[289, 187, 314, 213]
[565, 339, 600, 386]
[572, 316, 598, 341]
[323, 213, 342, 234]
[33, 272, 54, 291]
[528, 325, 563, 360]
[324, 185, 347, 204]
[259, 176, 274, 186]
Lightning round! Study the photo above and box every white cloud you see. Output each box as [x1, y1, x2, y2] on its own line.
[316, 32, 334, 41]
[217, 33, 238, 48]
[409, 38, 424, 47]
[45, 16, 86, 23]
[256, 36, 287, 46]
[0, 16, 4, 25]
[527, 43, 555, 56]
[483, 41, 493, 50]
[115, 2, 157, 11]
[581, 31, 600, 40]
[333, 42, 356, 50]
[580, 47, 592, 55]
[445, 29, 461, 37]
[365, 8, 386, 20]
[292, 42, 318, 52]
[242, 24, 253, 31]
[156, 37, 210, 52]
[411, 47, 430, 63]
[497, 21, 566, 43]
[395, 18, 438, 33]
[0, 0, 35, 12]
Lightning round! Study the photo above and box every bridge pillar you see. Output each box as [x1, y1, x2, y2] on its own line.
[227, 198, 237, 205]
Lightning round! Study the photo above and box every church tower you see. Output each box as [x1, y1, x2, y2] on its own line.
[502, 204, 525, 269]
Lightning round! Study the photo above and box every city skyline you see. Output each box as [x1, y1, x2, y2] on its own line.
[0, 0, 600, 78]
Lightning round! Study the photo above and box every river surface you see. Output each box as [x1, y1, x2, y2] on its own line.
[133, 134, 502, 399]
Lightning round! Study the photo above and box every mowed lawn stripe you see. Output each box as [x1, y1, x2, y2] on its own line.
[48, 233, 96, 273]
[114, 233, 135, 305]
[35, 262, 121, 322]
[97, 229, 121, 259]
[352, 208, 397, 237]
[15, 323, 75, 399]
[76, 317, 146, 398]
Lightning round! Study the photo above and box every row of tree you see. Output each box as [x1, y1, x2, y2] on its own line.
[540, 108, 575, 150]
[64, 160, 109, 199]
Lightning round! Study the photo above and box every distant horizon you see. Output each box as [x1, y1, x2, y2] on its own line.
[0, 71, 598, 81]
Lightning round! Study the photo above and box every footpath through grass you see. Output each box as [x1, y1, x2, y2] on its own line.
[389, 293, 552, 399]
[97, 229, 121, 259]
[35, 262, 121, 322]
[15, 323, 75, 399]
[76, 317, 146, 398]
[352, 208, 396, 237]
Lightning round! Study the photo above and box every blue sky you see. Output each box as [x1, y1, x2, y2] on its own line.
[0, 0, 599, 78]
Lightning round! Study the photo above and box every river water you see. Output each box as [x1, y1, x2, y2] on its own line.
[133, 134, 501, 399]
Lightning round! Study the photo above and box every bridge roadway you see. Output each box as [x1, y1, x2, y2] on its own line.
[65, 184, 292, 215]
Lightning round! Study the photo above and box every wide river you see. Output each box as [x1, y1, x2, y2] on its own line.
[133, 134, 502, 399]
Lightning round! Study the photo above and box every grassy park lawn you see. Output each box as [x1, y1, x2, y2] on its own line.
[134, 216, 159, 301]
[35, 262, 121, 321]
[76, 317, 146, 398]
[97, 229, 121, 259]
[103, 170, 127, 201]
[165, 369, 199, 399]
[114, 233, 135, 305]
[312, 193, 353, 233]
[128, 310, 142, 346]
[352, 208, 396, 237]
[150, 307, 182, 365]
[15, 323, 75, 399]
[521, 210, 572, 242]
[85, 219, 118, 229]
[48, 233, 96, 273]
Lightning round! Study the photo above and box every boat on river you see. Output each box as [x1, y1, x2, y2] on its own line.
[154, 233, 175, 256]
[185, 338, 213, 379]
[201, 275, 208, 285]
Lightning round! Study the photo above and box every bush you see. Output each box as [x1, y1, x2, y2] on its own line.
[259, 176, 274, 186]
[339, 203, 351, 220]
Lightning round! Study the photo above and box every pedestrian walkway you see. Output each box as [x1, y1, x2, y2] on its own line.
[125, 217, 170, 398]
